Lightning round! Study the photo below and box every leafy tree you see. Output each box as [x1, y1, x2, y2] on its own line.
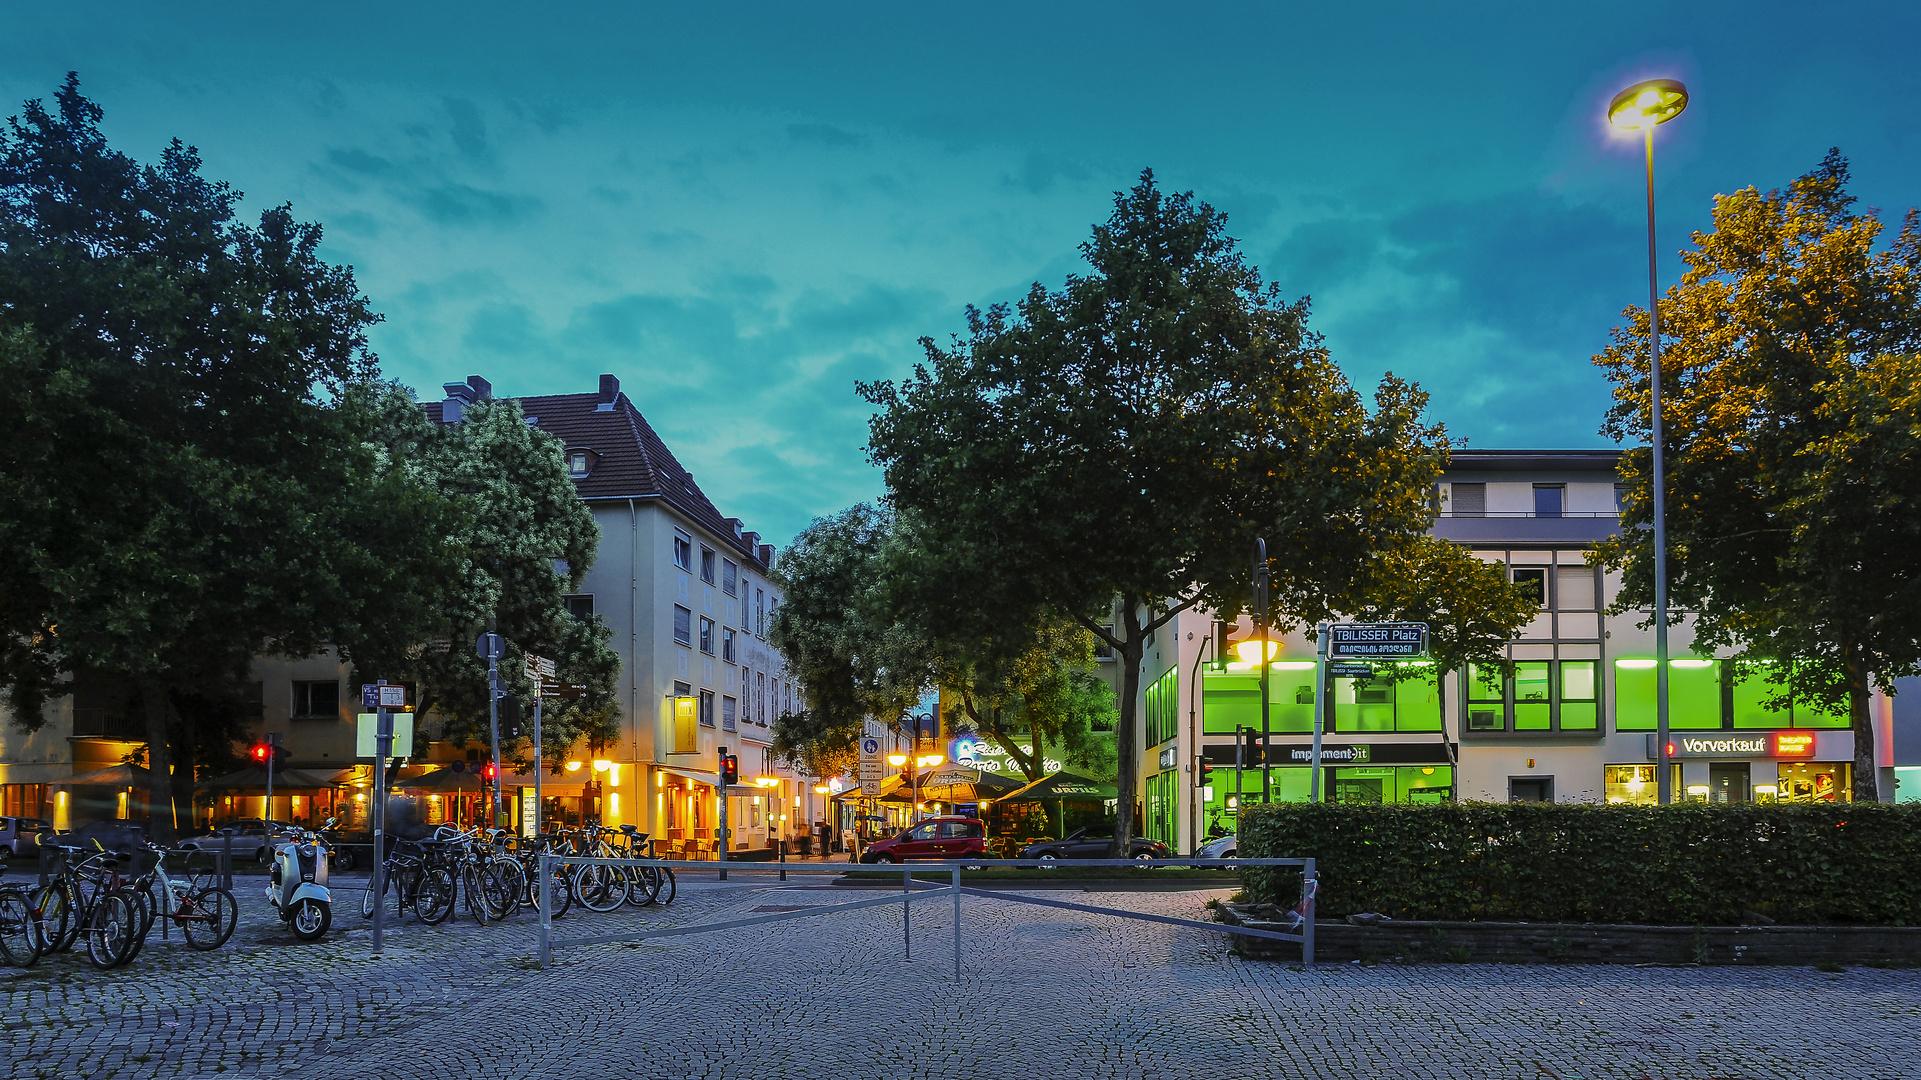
[862, 171, 1449, 851]
[768, 504, 931, 779]
[1351, 535, 1541, 782]
[1594, 151, 1921, 801]
[376, 393, 623, 775]
[0, 77, 456, 839]
[940, 618, 1119, 783]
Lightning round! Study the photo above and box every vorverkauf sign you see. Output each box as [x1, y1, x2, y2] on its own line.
[1657, 731, 1823, 759]
[1327, 623, 1428, 659]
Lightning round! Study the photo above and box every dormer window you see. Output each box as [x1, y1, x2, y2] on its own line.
[567, 450, 590, 478]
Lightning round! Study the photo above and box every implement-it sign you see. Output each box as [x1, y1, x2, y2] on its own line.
[1327, 623, 1428, 659]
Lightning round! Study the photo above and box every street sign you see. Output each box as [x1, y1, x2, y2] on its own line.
[857, 736, 883, 781]
[356, 712, 416, 758]
[524, 653, 556, 679]
[1327, 622, 1428, 659]
[1328, 663, 1376, 680]
[476, 632, 507, 660]
[361, 683, 406, 708]
[859, 779, 886, 796]
[542, 683, 588, 700]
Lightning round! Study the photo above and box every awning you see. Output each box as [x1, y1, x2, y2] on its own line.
[49, 764, 150, 789]
[396, 767, 485, 792]
[659, 766, 721, 788]
[999, 770, 1119, 804]
[195, 766, 346, 791]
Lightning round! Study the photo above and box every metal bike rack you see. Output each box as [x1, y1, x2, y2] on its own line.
[535, 856, 1316, 974]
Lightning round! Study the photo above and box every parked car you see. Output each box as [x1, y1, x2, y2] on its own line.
[177, 819, 298, 863]
[1197, 833, 1237, 860]
[0, 816, 51, 857]
[859, 816, 986, 865]
[1020, 827, 1170, 862]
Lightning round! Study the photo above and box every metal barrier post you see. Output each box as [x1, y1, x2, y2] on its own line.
[779, 838, 787, 882]
[952, 865, 962, 979]
[221, 832, 233, 891]
[537, 853, 553, 969]
[902, 865, 911, 960]
[1302, 857, 1316, 968]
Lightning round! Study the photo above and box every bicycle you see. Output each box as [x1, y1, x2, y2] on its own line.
[0, 862, 45, 967]
[360, 838, 457, 925]
[125, 841, 238, 952]
[32, 844, 141, 968]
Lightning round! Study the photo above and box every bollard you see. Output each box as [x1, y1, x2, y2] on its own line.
[902, 865, 912, 961]
[221, 831, 234, 891]
[952, 865, 962, 979]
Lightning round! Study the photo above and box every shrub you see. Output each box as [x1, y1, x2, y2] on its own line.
[1239, 801, 1921, 925]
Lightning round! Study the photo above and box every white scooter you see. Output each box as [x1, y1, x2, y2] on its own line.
[266, 818, 334, 941]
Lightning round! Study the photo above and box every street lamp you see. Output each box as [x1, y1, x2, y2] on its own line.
[1609, 77, 1689, 805]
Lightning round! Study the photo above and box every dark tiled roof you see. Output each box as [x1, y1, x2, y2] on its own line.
[429, 377, 769, 568]
[1446, 449, 1623, 473]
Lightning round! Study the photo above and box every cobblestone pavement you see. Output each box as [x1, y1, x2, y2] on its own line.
[4, 871, 1918, 1080]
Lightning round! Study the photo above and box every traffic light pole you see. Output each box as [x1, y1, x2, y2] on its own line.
[372, 686, 393, 955]
[487, 646, 504, 829]
[532, 689, 543, 839]
[264, 733, 279, 824]
[1310, 622, 1329, 803]
[717, 745, 729, 882]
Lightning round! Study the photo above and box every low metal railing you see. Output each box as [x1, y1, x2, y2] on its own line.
[535, 855, 1317, 974]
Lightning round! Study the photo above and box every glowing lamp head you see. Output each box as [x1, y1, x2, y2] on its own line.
[918, 754, 944, 769]
[1608, 78, 1688, 129]
[564, 760, 583, 772]
[1233, 638, 1281, 664]
[887, 752, 909, 767]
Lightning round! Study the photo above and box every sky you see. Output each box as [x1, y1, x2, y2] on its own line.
[7, 3, 1920, 546]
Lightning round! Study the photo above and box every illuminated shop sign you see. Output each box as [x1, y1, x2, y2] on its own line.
[1772, 732, 1816, 758]
[1659, 732, 1823, 758]
[1285, 744, 1372, 763]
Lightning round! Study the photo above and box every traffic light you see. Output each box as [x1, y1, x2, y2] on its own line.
[1239, 727, 1264, 767]
[271, 745, 291, 768]
[1199, 759, 1215, 784]
[719, 753, 739, 785]
[482, 762, 498, 781]
[250, 743, 270, 764]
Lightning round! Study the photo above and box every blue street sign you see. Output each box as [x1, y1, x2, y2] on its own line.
[476, 632, 506, 660]
[362, 684, 380, 710]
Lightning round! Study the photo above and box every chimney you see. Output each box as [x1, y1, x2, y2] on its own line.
[466, 375, 492, 400]
[441, 381, 475, 424]
[597, 374, 620, 411]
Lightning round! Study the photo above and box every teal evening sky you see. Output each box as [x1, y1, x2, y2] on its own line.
[6, 3, 1918, 544]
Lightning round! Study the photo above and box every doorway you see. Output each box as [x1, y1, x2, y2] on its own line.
[1508, 777, 1553, 803]
[1708, 762, 1750, 804]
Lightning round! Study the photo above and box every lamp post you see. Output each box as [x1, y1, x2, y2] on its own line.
[1609, 77, 1690, 805]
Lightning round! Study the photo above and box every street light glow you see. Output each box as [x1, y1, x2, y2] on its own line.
[1608, 78, 1688, 129]
[887, 752, 908, 767]
[1233, 638, 1280, 664]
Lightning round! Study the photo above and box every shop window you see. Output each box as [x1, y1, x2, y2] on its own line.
[673, 605, 692, 646]
[292, 681, 340, 720]
[1775, 762, 1848, 803]
[1604, 764, 1677, 805]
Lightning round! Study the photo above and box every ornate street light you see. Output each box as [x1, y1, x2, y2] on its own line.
[1609, 77, 1689, 804]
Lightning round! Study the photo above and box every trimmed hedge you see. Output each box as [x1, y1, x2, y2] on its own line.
[1240, 802, 1921, 926]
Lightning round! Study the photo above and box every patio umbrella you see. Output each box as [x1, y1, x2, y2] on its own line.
[995, 770, 1120, 840]
[397, 767, 485, 792]
[48, 764, 151, 789]
[194, 766, 344, 791]
[917, 766, 1024, 804]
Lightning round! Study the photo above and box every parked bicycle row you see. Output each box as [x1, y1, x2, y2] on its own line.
[0, 836, 239, 970]
[359, 821, 679, 928]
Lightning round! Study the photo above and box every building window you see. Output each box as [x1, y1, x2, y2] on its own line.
[1331, 669, 1443, 733]
[722, 627, 737, 663]
[1464, 660, 1599, 734]
[698, 690, 715, 727]
[1095, 626, 1114, 661]
[564, 595, 594, 621]
[1554, 567, 1596, 612]
[723, 559, 738, 597]
[700, 547, 716, 585]
[1560, 661, 1599, 730]
[291, 681, 340, 720]
[722, 696, 737, 731]
[767, 679, 779, 725]
[1513, 662, 1551, 730]
[673, 533, 692, 571]
[1466, 665, 1505, 731]
[567, 450, 590, 478]
[1533, 484, 1565, 519]
[756, 589, 766, 638]
[673, 605, 692, 646]
[699, 617, 715, 654]
[1451, 482, 1486, 517]
[1512, 567, 1547, 606]
[757, 672, 767, 723]
[1614, 484, 1630, 512]
[1145, 669, 1178, 745]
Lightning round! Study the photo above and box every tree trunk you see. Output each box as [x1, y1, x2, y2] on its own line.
[140, 680, 177, 844]
[171, 704, 197, 835]
[1845, 647, 1878, 803]
[1438, 667, 1460, 803]
[1111, 603, 1144, 857]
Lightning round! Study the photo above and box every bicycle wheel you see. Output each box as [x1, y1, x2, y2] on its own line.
[180, 887, 237, 951]
[0, 891, 42, 967]
[84, 892, 138, 969]
[531, 864, 572, 918]
[653, 866, 676, 906]
[625, 865, 660, 907]
[572, 864, 624, 913]
[462, 868, 490, 926]
[359, 872, 384, 920]
[490, 861, 526, 919]
[119, 886, 155, 961]
[415, 868, 457, 925]
[33, 883, 74, 953]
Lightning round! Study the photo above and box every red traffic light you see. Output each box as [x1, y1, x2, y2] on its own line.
[482, 763, 498, 780]
[719, 754, 739, 784]
[1199, 760, 1215, 783]
[250, 743, 270, 763]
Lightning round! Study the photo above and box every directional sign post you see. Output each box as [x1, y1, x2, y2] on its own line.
[524, 654, 556, 838]
[359, 680, 405, 954]
[1313, 624, 1429, 802]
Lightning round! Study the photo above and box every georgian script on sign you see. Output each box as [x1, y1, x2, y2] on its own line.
[1327, 623, 1428, 658]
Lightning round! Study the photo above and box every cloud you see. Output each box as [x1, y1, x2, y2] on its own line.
[325, 147, 393, 175]
[402, 182, 540, 226]
[788, 123, 866, 148]
[442, 97, 489, 159]
[1006, 151, 1089, 195]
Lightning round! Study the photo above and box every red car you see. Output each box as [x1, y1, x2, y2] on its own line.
[860, 817, 986, 864]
